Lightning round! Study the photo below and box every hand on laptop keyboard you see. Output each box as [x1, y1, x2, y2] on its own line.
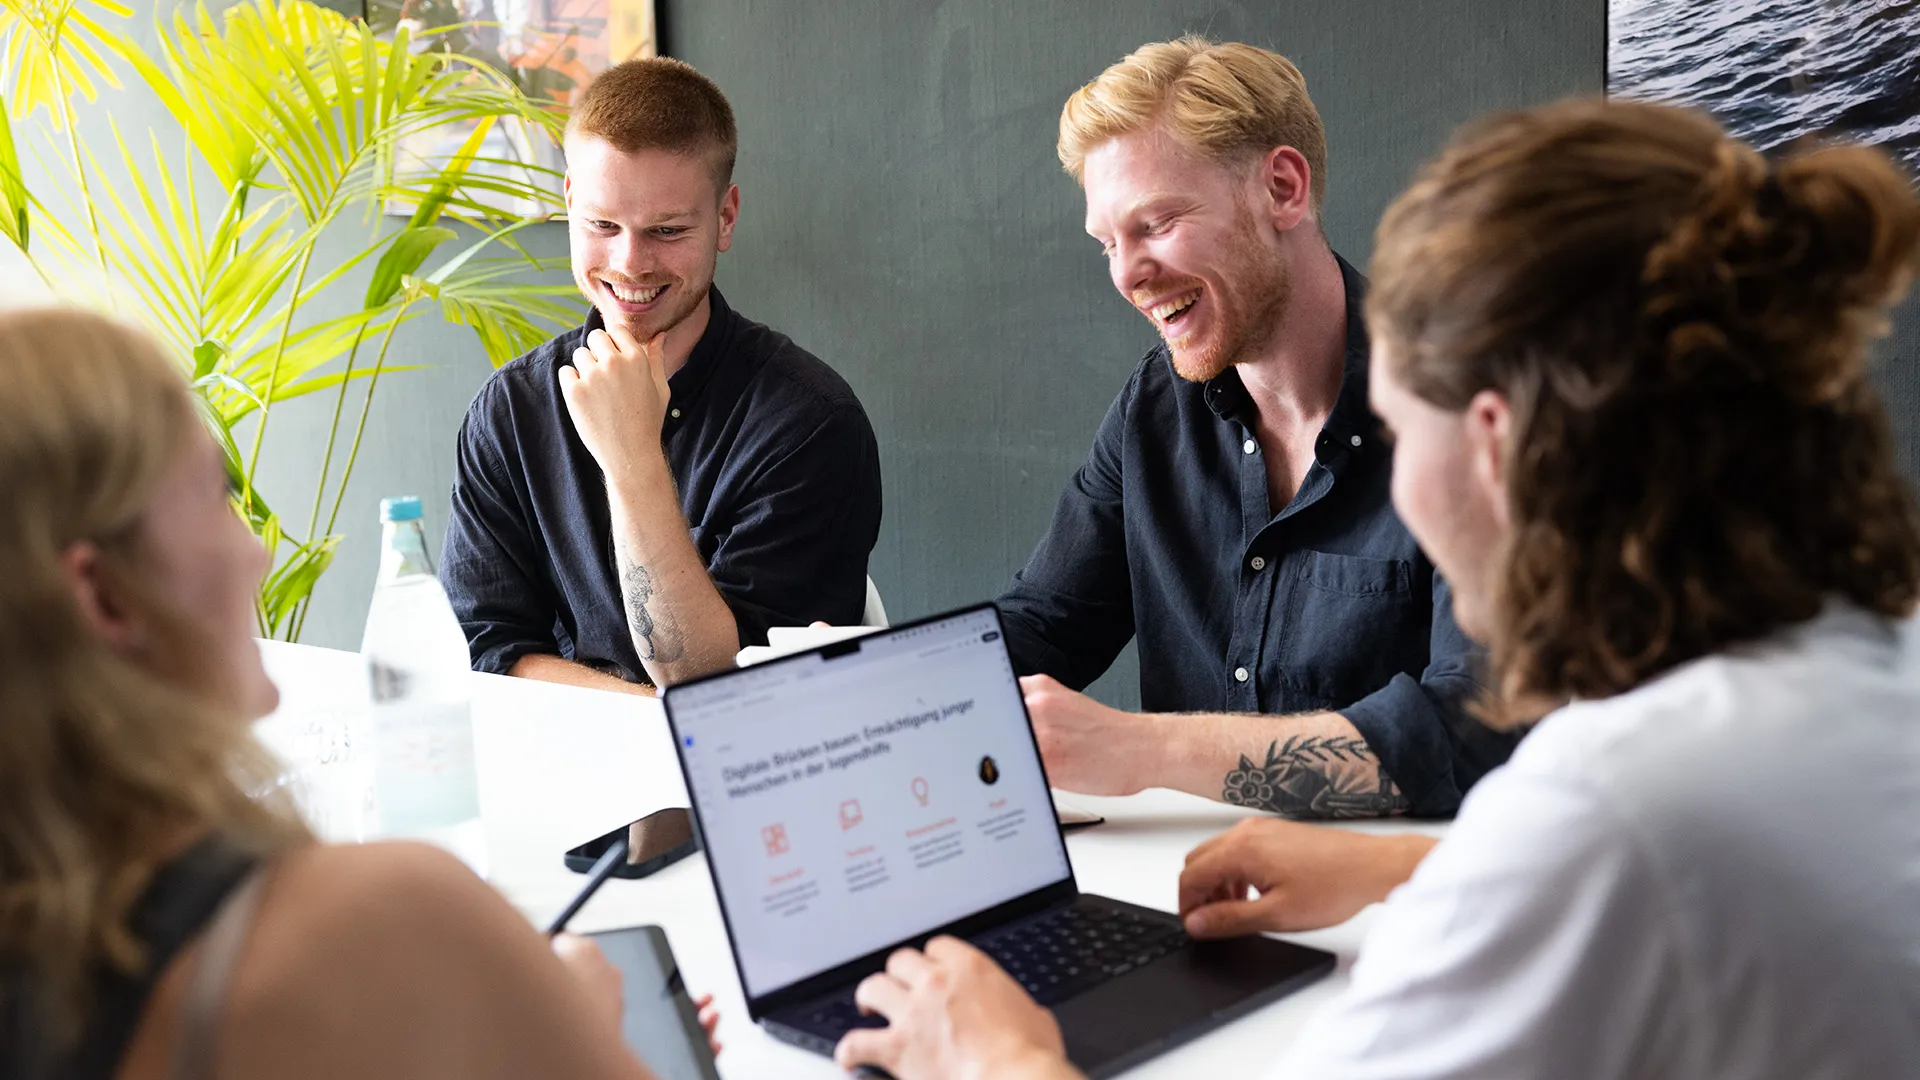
[976, 904, 1188, 1005]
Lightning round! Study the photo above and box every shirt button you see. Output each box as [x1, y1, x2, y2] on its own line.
[1242, 439, 1256, 455]
[1233, 667, 1249, 683]
[670, 408, 682, 419]
[1249, 556, 1266, 571]
[1350, 434, 1362, 447]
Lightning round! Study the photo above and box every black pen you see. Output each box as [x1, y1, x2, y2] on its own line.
[545, 833, 630, 936]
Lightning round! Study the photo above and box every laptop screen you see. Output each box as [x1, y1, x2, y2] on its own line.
[668, 607, 1074, 999]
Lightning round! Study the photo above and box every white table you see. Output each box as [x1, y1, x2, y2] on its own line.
[255, 640, 1445, 1078]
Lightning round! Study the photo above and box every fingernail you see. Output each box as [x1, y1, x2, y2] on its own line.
[1184, 912, 1206, 935]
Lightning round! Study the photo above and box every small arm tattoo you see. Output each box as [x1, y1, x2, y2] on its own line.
[617, 558, 685, 665]
[1222, 735, 1409, 819]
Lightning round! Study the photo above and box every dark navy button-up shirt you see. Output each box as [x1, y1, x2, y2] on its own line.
[442, 287, 883, 683]
[997, 256, 1516, 816]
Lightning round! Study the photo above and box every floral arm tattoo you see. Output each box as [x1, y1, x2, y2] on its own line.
[1222, 735, 1409, 819]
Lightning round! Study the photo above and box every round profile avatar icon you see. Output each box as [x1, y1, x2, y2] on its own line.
[978, 755, 1000, 785]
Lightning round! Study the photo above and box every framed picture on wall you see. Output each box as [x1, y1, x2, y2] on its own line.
[1607, 0, 1920, 175]
[364, 0, 660, 216]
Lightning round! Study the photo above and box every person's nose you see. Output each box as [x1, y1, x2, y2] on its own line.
[607, 230, 656, 279]
[1110, 236, 1157, 299]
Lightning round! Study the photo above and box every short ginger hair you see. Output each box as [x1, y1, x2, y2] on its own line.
[1058, 36, 1328, 212]
[566, 56, 738, 190]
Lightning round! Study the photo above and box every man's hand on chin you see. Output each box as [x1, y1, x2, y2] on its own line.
[557, 324, 671, 484]
[1021, 674, 1160, 796]
[834, 937, 1080, 1080]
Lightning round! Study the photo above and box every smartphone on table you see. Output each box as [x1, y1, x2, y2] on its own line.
[564, 807, 700, 878]
[587, 924, 722, 1080]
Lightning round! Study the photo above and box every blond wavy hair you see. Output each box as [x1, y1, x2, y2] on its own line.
[0, 308, 310, 1047]
[1057, 35, 1328, 213]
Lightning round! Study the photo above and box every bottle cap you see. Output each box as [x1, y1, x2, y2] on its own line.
[380, 496, 424, 523]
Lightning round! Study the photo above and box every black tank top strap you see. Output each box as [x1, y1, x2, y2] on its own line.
[14, 833, 263, 1080]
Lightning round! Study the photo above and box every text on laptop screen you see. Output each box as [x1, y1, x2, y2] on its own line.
[670, 609, 1073, 998]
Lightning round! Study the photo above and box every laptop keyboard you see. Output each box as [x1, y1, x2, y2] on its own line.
[788, 903, 1189, 1041]
[976, 903, 1188, 1005]
[797, 994, 889, 1036]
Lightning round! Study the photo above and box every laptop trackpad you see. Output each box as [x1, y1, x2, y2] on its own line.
[1052, 937, 1330, 1073]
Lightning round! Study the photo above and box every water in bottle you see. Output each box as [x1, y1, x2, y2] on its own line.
[360, 495, 486, 875]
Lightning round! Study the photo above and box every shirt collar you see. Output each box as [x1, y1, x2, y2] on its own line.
[1201, 252, 1380, 456]
[581, 285, 735, 421]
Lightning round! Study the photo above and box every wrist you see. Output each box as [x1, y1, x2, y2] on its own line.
[1362, 833, 1437, 902]
[1150, 712, 1212, 795]
[1137, 710, 1200, 794]
[967, 1041, 1073, 1080]
[604, 450, 674, 504]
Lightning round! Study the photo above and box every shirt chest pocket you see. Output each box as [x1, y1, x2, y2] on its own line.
[1275, 551, 1421, 708]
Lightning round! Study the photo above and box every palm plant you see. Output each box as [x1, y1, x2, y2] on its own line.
[0, 0, 584, 639]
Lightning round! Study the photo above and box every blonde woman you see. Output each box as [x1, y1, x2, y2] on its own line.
[0, 308, 714, 1079]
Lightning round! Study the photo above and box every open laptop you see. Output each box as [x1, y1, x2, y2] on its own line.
[663, 603, 1335, 1077]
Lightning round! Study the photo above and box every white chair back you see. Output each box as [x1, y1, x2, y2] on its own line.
[861, 576, 889, 628]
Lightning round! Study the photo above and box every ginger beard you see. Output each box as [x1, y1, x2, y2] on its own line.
[1136, 198, 1293, 384]
[564, 137, 730, 345]
[574, 253, 711, 343]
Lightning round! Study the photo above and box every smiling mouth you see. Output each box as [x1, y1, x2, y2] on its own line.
[1145, 288, 1201, 330]
[604, 280, 667, 305]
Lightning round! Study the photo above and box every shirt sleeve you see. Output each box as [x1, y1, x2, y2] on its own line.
[1339, 570, 1520, 817]
[705, 402, 882, 646]
[994, 372, 1138, 688]
[1273, 767, 1692, 1080]
[441, 384, 563, 675]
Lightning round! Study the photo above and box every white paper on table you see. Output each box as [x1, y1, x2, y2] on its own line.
[735, 624, 882, 667]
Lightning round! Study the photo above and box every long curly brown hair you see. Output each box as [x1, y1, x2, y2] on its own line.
[1367, 99, 1920, 728]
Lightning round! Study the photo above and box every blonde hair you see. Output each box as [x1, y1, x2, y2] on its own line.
[1058, 35, 1328, 212]
[0, 308, 309, 1048]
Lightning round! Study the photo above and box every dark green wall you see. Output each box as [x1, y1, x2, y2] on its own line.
[667, 1, 1608, 706]
[57, 1, 1908, 692]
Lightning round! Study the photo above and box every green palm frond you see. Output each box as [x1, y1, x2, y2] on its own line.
[0, 0, 131, 125]
[6, 0, 575, 640]
[159, 0, 563, 229]
[258, 522, 339, 638]
[111, 3, 264, 191]
[431, 279, 581, 367]
[214, 306, 419, 423]
[0, 103, 31, 250]
[421, 253, 581, 366]
[414, 219, 581, 365]
[81, 129, 301, 358]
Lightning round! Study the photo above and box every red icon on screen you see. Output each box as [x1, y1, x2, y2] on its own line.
[911, 777, 931, 806]
[761, 823, 789, 857]
[839, 799, 864, 830]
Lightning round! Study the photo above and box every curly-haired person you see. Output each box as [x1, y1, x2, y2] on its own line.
[835, 99, 1920, 1080]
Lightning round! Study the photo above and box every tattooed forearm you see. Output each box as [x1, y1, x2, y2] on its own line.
[1222, 735, 1408, 819]
[617, 557, 686, 665]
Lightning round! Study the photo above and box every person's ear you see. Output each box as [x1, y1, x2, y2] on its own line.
[716, 183, 740, 254]
[1259, 146, 1315, 233]
[1463, 389, 1513, 531]
[62, 541, 139, 651]
[563, 170, 573, 212]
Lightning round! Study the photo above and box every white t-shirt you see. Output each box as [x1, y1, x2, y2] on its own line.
[1278, 605, 1920, 1079]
